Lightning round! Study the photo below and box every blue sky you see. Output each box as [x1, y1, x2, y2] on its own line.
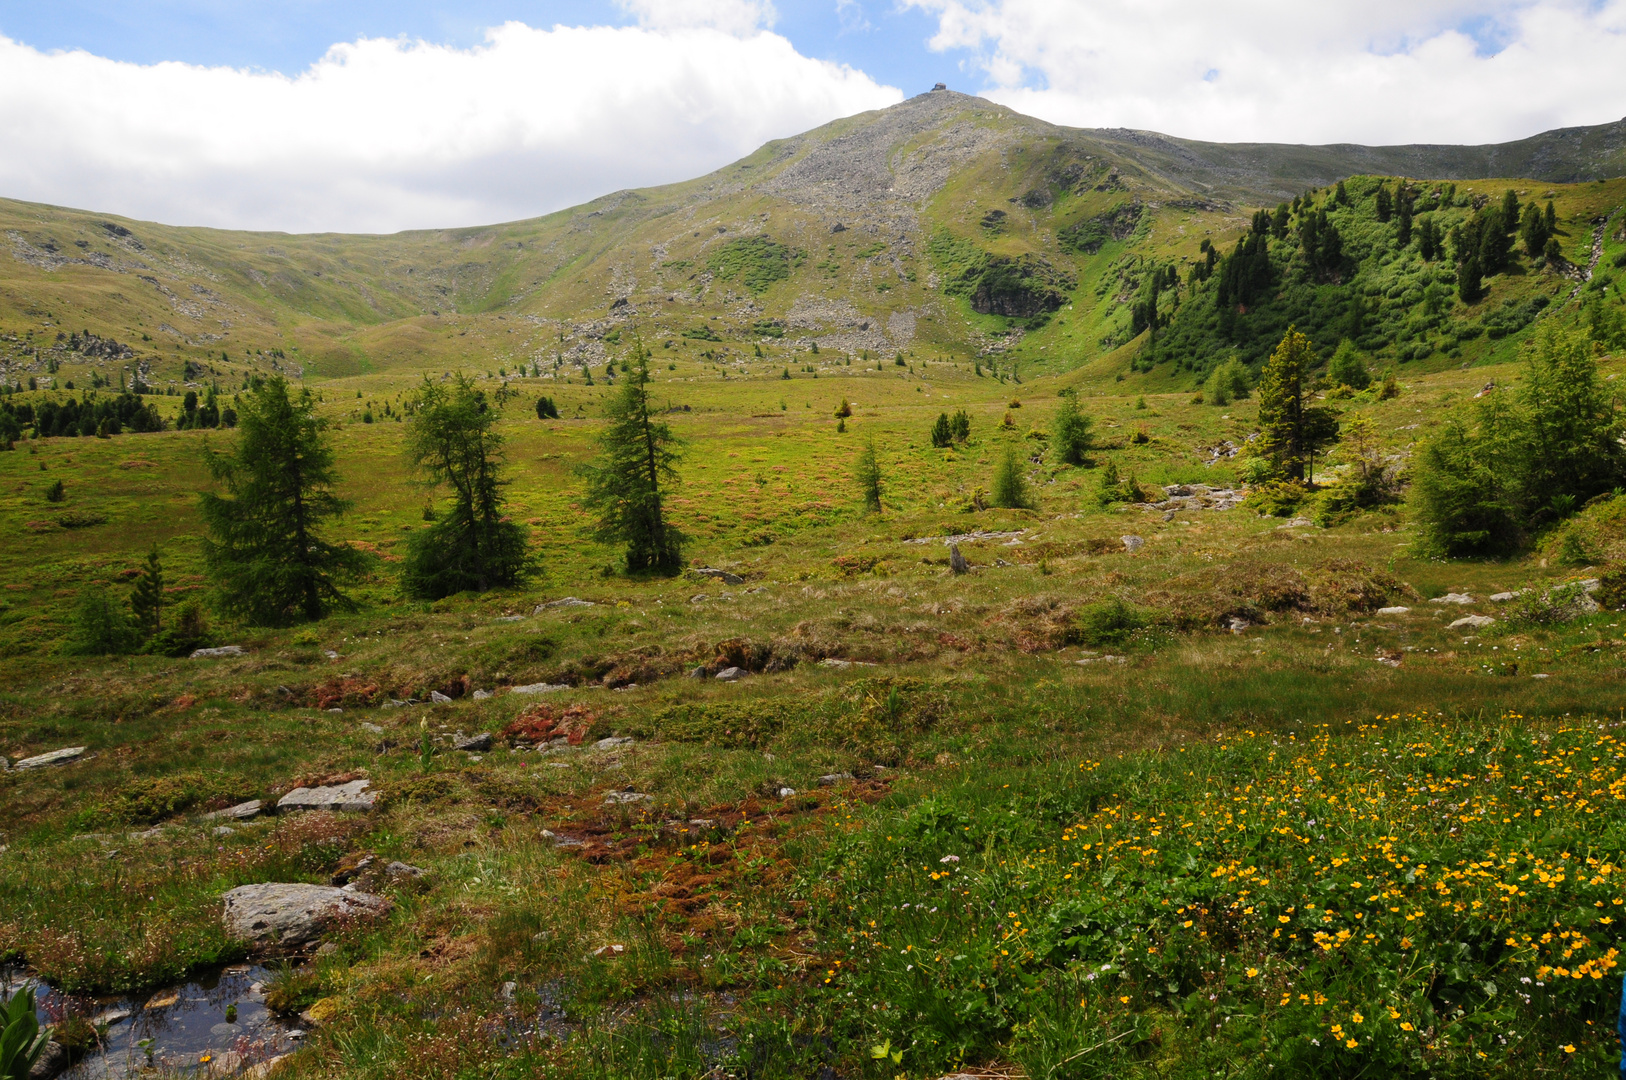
[0, 0, 957, 94]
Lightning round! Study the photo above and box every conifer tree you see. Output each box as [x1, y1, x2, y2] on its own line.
[1272, 203, 1290, 239]
[129, 544, 164, 640]
[950, 408, 972, 443]
[854, 437, 884, 513]
[1050, 389, 1093, 466]
[1544, 200, 1557, 237]
[1418, 215, 1439, 261]
[1520, 202, 1548, 259]
[1458, 250, 1484, 304]
[199, 376, 368, 626]
[401, 374, 533, 598]
[1500, 189, 1520, 233]
[1256, 327, 1340, 480]
[579, 345, 686, 574]
[991, 443, 1033, 509]
[1374, 181, 1392, 222]
[1395, 184, 1414, 246]
[930, 412, 953, 448]
[1328, 339, 1371, 390]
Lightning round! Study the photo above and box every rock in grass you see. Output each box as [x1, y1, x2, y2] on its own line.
[817, 773, 854, 786]
[189, 645, 245, 658]
[385, 861, 427, 880]
[277, 780, 375, 813]
[29, 1041, 70, 1079]
[1429, 593, 1475, 605]
[693, 567, 745, 585]
[949, 543, 969, 575]
[510, 682, 571, 695]
[536, 597, 595, 611]
[222, 882, 390, 949]
[1121, 535, 1144, 553]
[453, 732, 492, 752]
[14, 746, 86, 770]
[1376, 606, 1411, 616]
[714, 666, 746, 682]
[1449, 615, 1496, 630]
[603, 790, 651, 805]
[203, 799, 263, 821]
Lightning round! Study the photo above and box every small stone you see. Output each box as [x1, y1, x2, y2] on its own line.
[778, 787, 797, 798]
[453, 732, 493, 752]
[499, 981, 518, 1002]
[1277, 518, 1314, 529]
[494, 615, 525, 623]
[429, 690, 454, 704]
[694, 567, 745, 585]
[190, 645, 245, 659]
[278, 779, 376, 813]
[315, 942, 339, 956]
[326, 708, 343, 714]
[1121, 535, 1144, 553]
[1227, 616, 1250, 633]
[212, 826, 236, 837]
[14, 746, 87, 770]
[360, 722, 384, 734]
[510, 682, 570, 695]
[817, 773, 854, 786]
[595, 736, 634, 749]
[1429, 593, 1475, 605]
[714, 666, 746, 682]
[144, 990, 181, 1010]
[686, 666, 707, 679]
[93, 1007, 132, 1026]
[385, 861, 428, 880]
[819, 658, 852, 669]
[592, 944, 625, 956]
[1489, 591, 1517, 601]
[472, 690, 493, 701]
[1449, 615, 1496, 630]
[324, 650, 339, 659]
[603, 790, 652, 805]
[1375, 606, 1411, 616]
[948, 544, 969, 574]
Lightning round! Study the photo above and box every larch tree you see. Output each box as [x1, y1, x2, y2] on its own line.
[1256, 327, 1340, 481]
[198, 376, 369, 626]
[579, 344, 686, 574]
[401, 374, 533, 598]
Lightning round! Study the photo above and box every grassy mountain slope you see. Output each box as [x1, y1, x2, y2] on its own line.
[1, 93, 1623, 403]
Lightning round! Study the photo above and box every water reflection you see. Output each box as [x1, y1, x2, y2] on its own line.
[12, 964, 300, 1078]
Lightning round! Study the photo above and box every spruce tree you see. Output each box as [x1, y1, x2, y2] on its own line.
[930, 412, 953, 448]
[991, 443, 1033, 509]
[1544, 200, 1557, 237]
[129, 544, 164, 640]
[1516, 324, 1626, 520]
[1328, 339, 1371, 390]
[1374, 181, 1392, 222]
[1050, 389, 1093, 466]
[1520, 202, 1548, 259]
[1500, 189, 1520, 233]
[401, 374, 534, 598]
[854, 437, 884, 513]
[1418, 215, 1438, 261]
[198, 376, 368, 626]
[578, 345, 686, 574]
[1256, 327, 1340, 480]
[950, 409, 971, 443]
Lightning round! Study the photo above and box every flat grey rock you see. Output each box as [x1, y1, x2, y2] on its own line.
[817, 773, 854, 786]
[429, 690, 454, 704]
[385, 861, 427, 880]
[14, 746, 87, 770]
[472, 689, 493, 701]
[203, 799, 263, 821]
[536, 597, 595, 611]
[189, 645, 245, 658]
[1489, 591, 1519, 602]
[222, 882, 390, 948]
[714, 666, 746, 682]
[453, 732, 492, 752]
[212, 826, 237, 837]
[595, 736, 634, 749]
[510, 682, 570, 695]
[603, 790, 651, 805]
[1121, 535, 1144, 552]
[1375, 606, 1411, 615]
[1429, 593, 1475, 605]
[359, 722, 384, 734]
[277, 779, 375, 813]
[1449, 615, 1496, 630]
[494, 615, 525, 622]
[693, 567, 745, 585]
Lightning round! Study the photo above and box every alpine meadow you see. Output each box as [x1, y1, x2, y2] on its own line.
[6, 87, 1626, 1080]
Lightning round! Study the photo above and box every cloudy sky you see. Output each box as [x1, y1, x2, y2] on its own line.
[0, 0, 1622, 233]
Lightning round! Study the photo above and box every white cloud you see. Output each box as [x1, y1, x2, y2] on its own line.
[617, 0, 777, 35]
[0, 21, 899, 233]
[909, 0, 1626, 145]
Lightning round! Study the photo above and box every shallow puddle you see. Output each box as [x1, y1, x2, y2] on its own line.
[13, 964, 301, 1078]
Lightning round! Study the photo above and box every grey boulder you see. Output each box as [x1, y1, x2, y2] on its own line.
[203, 799, 263, 821]
[1121, 535, 1144, 553]
[277, 780, 376, 813]
[189, 645, 245, 659]
[29, 1041, 70, 1079]
[453, 732, 493, 752]
[1449, 615, 1496, 630]
[14, 747, 87, 770]
[714, 666, 746, 682]
[222, 882, 391, 948]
